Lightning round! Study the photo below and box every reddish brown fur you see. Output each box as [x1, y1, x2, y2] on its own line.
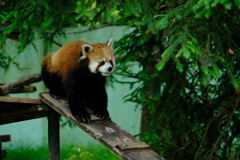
[89, 43, 113, 62]
[41, 40, 113, 81]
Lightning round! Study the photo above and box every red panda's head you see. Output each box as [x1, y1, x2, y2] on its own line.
[79, 39, 115, 76]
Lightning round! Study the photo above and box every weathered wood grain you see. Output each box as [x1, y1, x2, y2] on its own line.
[39, 92, 165, 160]
[0, 104, 49, 125]
[0, 142, 2, 160]
[117, 142, 150, 151]
[48, 111, 60, 160]
[0, 96, 41, 105]
[0, 73, 41, 96]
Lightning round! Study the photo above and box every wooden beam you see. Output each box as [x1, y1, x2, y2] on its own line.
[117, 142, 150, 152]
[0, 96, 41, 104]
[0, 104, 49, 125]
[0, 135, 10, 143]
[9, 85, 37, 94]
[39, 93, 165, 160]
[0, 73, 41, 96]
[0, 96, 50, 125]
[48, 111, 60, 160]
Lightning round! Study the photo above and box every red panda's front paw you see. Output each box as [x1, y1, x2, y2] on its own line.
[50, 92, 62, 99]
[73, 112, 91, 123]
[95, 110, 110, 120]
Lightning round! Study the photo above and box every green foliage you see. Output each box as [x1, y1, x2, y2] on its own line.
[1, 0, 240, 159]
[155, 15, 169, 30]
[0, 0, 80, 70]
[111, 1, 240, 159]
[0, 52, 17, 72]
[5, 144, 119, 160]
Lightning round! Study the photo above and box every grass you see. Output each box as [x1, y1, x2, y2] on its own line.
[4, 144, 120, 160]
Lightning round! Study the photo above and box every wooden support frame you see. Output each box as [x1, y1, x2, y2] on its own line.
[0, 96, 60, 160]
[0, 94, 165, 160]
[39, 93, 165, 160]
[0, 97, 49, 125]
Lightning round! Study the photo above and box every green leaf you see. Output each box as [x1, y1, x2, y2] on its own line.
[186, 42, 202, 56]
[200, 66, 210, 75]
[212, 65, 221, 78]
[183, 133, 189, 141]
[222, 1, 232, 10]
[232, 79, 240, 89]
[156, 61, 166, 71]
[176, 49, 183, 58]
[41, 1, 50, 10]
[0, 33, 5, 46]
[163, 129, 172, 137]
[0, 14, 5, 21]
[175, 13, 182, 20]
[184, 9, 194, 16]
[161, 45, 174, 58]
[182, 47, 191, 59]
[155, 17, 168, 30]
[2, 10, 14, 23]
[194, 9, 205, 19]
[218, 55, 226, 64]
[176, 63, 184, 73]
[3, 22, 17, 35]
[201, 73, 208, 86]
[38, 17, 54, 35]
[234, 0, 240, 9]
[205, 9, 212, 18]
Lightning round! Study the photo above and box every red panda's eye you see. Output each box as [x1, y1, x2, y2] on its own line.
[100, 61, 105, 65]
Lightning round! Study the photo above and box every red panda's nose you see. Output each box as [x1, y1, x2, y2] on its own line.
[108, 67, 113, 72]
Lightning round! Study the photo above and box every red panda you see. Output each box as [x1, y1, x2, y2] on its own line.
[41, 39, 115, 123]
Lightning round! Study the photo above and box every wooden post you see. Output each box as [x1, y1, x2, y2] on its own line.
[0, 134, 11, 160]
[48, 111, 60, 160]
[0, 142, 2, 160]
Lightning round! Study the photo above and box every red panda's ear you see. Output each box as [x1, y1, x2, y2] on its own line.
[107, 38, 114, 51]
[79, 44, 93, 62]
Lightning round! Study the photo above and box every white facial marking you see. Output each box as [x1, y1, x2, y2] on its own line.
[103, 57, 106, 62]
[89, 61, 98, 73]
[98, 62, 114, 76]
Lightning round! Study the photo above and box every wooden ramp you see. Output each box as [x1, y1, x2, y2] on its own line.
[39, 93, 164, 160]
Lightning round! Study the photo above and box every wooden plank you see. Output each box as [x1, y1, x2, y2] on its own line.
[117, 142, 150, 151]
[0, 96, 41, 104]
[0, 135, 11, 142]
[39, 93, 165, 160]
[122, 149, 164, 160]
[0, 104, 50, 125]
